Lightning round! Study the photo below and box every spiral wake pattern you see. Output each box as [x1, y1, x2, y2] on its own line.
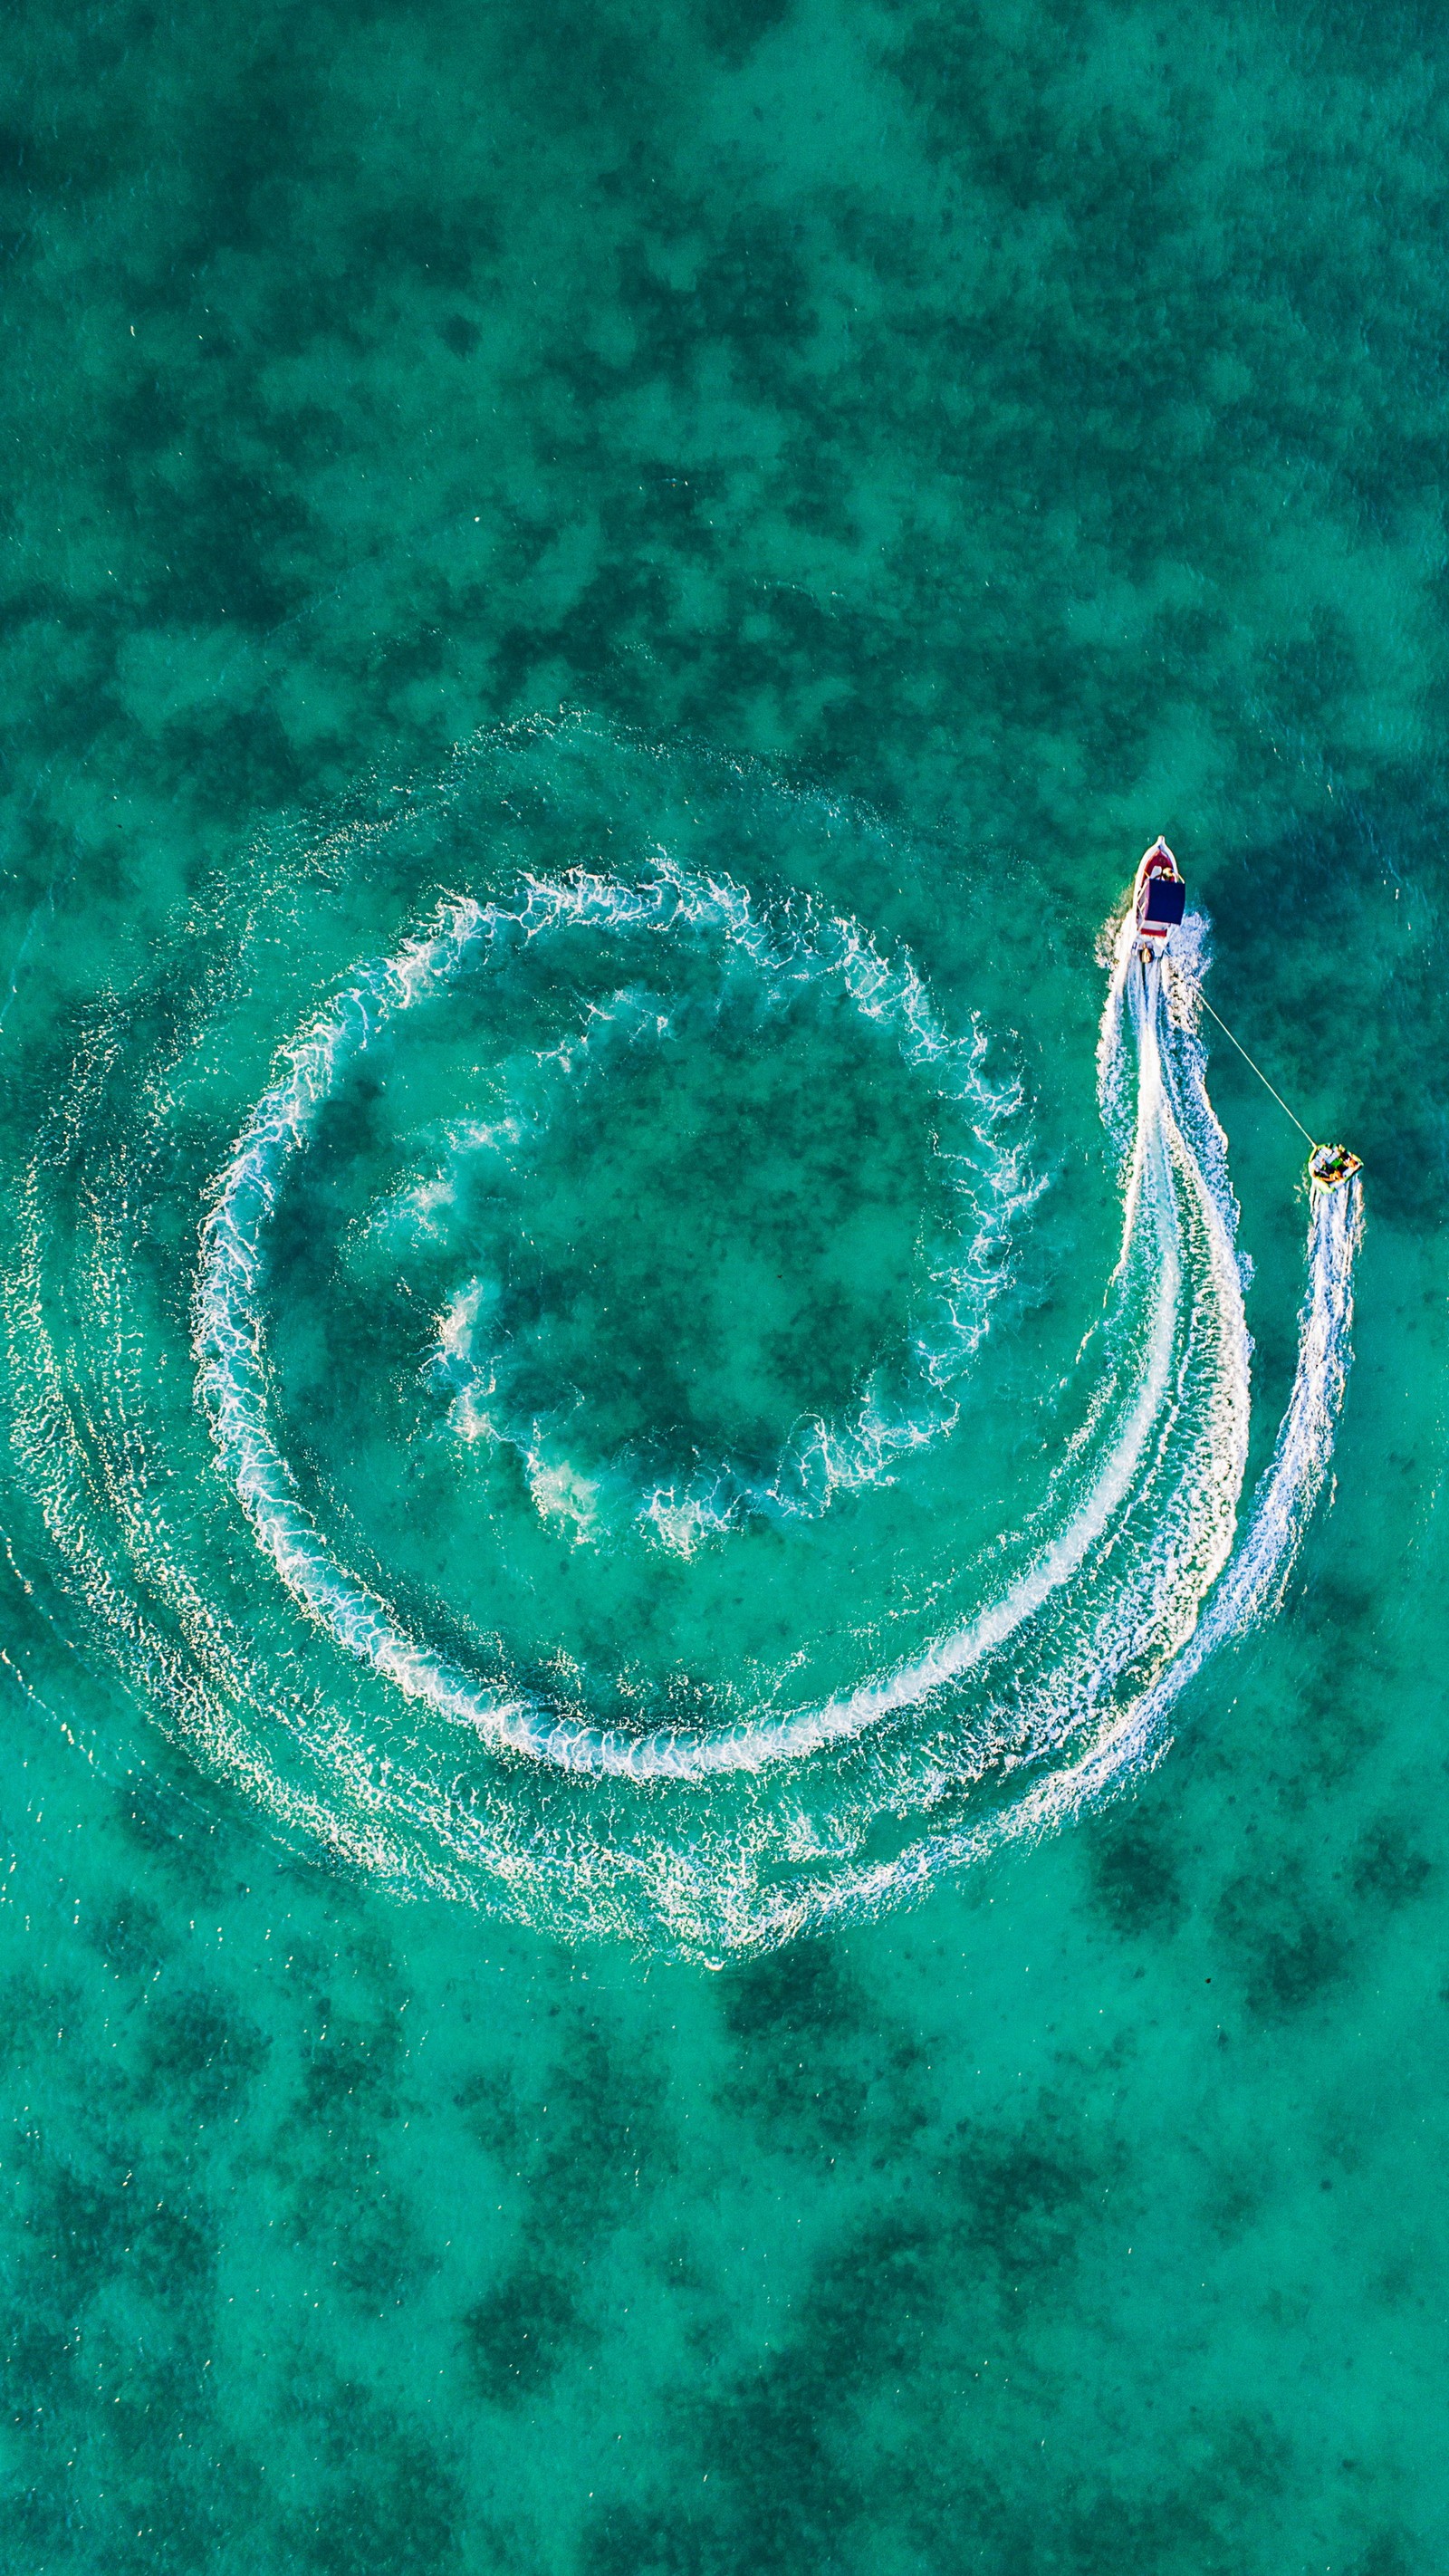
[3, 726, 1361, 1955]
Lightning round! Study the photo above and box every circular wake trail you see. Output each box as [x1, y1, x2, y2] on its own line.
[10, 728, 1363, 1957]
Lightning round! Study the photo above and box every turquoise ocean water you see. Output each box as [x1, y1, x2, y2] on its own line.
[2, 4, 1447, 2567]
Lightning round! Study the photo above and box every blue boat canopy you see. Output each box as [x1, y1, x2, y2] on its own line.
[1141, 875, 1186, 927]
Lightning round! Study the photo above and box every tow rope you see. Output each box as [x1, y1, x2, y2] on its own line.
[1180, 978, 1319, 1149]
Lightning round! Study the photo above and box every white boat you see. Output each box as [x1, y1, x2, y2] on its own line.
[1134, 836, 1185, 945]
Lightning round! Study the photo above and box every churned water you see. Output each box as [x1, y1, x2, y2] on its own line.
[2, 4, 1446, 2570]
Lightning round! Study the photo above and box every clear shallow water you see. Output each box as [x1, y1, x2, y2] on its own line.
[2, 3, 1447, 2570]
